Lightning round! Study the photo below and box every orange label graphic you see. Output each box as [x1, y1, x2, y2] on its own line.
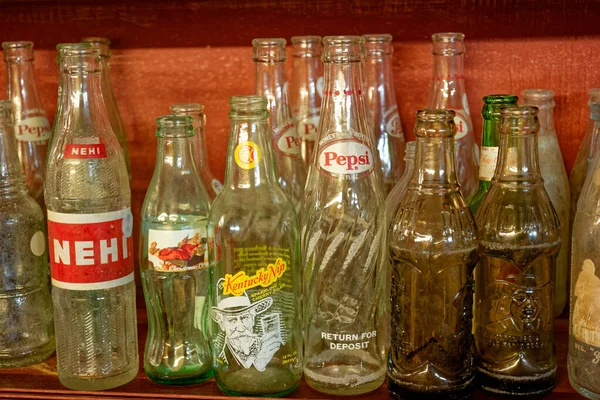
[234, 141, 262, 170]
[223, 257, 287, 296]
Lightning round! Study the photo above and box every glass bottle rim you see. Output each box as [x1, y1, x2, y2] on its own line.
[500, 105, 539, 115]
[56, 43, 92, 65]
[322, 36, 364, 62]
[483, 94, 519, 104]
[362, 33, 393, 43]
[291, 36, 322, 57]
[170, 103, 205, 114]
[363, 34, 393, 56]
[291, 35, 322, 45]
[229, 95, 268, 118]
[590, 102, 600, 120]
[2, 41, 34, 50]
[416, 108, 456, 121]
[522, 89, 555, 101]
[323, 35, 364, 45]
[432, 32, 465, 42]
[155, 115, 194, 137]
[81, 37, 112, 58]
[252, 38, 287, 62]
[499, 106, 540, 135]
[3, 41, 34, 62]
[589, 88, 600, 106]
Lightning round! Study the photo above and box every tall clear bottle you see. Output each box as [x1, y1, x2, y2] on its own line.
[469, 95, 518, 214]
[385, 141, 415, 222]
[427, 32, 479, 201]
[80, 37, 131, 179]
[140, 116, 212, 384]
[388, 110, 477, 398]
[3, 41, 51, 209]
[522, 89, 570, 316]
[475, 106, 559, 396]
[363, 34, 406, 194]
[301, 36, 387, 396]
[170, 103, 223, 200]
[253, 38, 307, 210]
[208, 96, 302, 396]
[0, 100, 54, 367]
[45, 46, 138, 390]
[290, 36, 323, 167]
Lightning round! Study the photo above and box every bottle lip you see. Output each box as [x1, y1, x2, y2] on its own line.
[499, 106, 540, 134]
[363, 34, 393, 56]
[81, 37, 112, 58]
[521, 89, 555, 108]
[416, 109, 456, 121]
[252, 38, 287, 62]
[432, 32, 465, 42]
[170, 103, 205, 114]
[155, 115, 194, 137]
[2, 41, 34, 62]
[229, 95, 269, 117]
[483, 94, 519, 104]
[363, 34, 393, 43]
[55, 43, 93, 65]
[499, 105, 539, 117]
[291, 35, 322, 57]
[291, 35, 322, 44]
[588, 88, 600, 106]
[59, 46, 102, 74]
[431, 32, 465, 56]
[590, 102, 600, 120]
[322, 36, 364, 63]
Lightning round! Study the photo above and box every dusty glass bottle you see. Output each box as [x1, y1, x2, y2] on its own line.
[290, 36, 323, 167]
[208, 96, 302, 397]
[388, 110, 477, 398]
[363, 33, 406, 194]
[522, 89, 569, 316]
[80, 37, 131, 179]
[301, 36, 387, 396]
[140, 116, 212, 384]
[469, 95, 518, 214]
[170, 103, 223, 200]
[3, 41, 51, 208]
[475, 106, 560, 396]
[253, 38, 307, 211]
[385, 141, 415, 222]
[0, 100, 54, 367]
[45, 46, 138, 390]
[427, 32, 479, 201]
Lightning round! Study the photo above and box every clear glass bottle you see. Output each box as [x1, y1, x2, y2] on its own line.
[363, 33, 406, 194]
[290, 36, 323, 168]
[385, 141, 415, 222]
[253, 38, 307, 211]
[522, 89, 570, 316]
[469, 95, 519, 214]
[80, 37, 131, 179]
[475, 106, 559, 396]
[208, 96, 302, 397]
[427, 32, 479, 201]
[3, 41, 51, 209]
[45, 45, 138, 390]
[301, 36, 387, 396]
[388, 110, 477, 398]
[0, 100, 54, 367]
[170, 103, 223, 200]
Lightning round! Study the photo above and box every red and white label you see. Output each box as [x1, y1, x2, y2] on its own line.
[64, 143, 108, 159]
[297, 114, 319, 141]
[274, 123, 300, 156]
[15, 116, 51, 142]
[479, 146, 499, 181]
[384, 106, 404, 138]
[47, 208, 134, 290]
[453, 110, 472, 141]
[318, 138, 374, 178]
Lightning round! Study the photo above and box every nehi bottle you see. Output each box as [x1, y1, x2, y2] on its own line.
[0, 100, 54, 367]
[388, 110, 477, 398]
[208, 96, 302, 396]
[427, 32, 479, 201]
[385, 141, 415, 222]
[475, 106, 559, 396]
[363, 33, 406, 194]
[522, 89, 570, 316]
[290, 35, 323, 167]
[140, 116, 212, 384]
[469, 95, 518, 214]
[170, 103, 223, 200]
[301, 36, 386, 396]
[253, 38, 307, 210]
[3, 41, 51, 209]
[45, 45, 138, 390]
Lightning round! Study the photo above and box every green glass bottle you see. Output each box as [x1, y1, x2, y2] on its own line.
[469, 95, 518, 214]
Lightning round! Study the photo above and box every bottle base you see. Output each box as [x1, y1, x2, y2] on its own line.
[214, 367, 300, 397]
[570, 377, 600, 399]
[145, 367, 213, 385]
[58, 365, 139, 391]
[304, 366, 386, 396]
[476, 366, 555, 396]
[0, 340, 55, 368]
[388, 375, 474, 399]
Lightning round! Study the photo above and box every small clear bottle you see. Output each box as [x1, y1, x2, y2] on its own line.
[170, 103, 223, 200]
[385, 141, 415, 222]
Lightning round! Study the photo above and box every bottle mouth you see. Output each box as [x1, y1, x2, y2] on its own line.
[363, 34, 393, 56]
[229, 95, 269, 119]
[252, 38, 287, 62]
[81, 37, 112, 58]
[322, 35, 364, 63]
[590, 102, 600, 121]
[2, 41, 34, 62]
[499, 106, 540, 135]
[56, 43, 92, 65]
[415, 109, 456, 138]
[521, 89, 555, 108]
[291, 36, 322, 57]
[156, 115, 194, 137]
[589, 88, 600, 106]
[431, 32, 465, 56]
[483, 94, 519, 104]
[59, 46, 102, 74]
[170, 103, 205, 114]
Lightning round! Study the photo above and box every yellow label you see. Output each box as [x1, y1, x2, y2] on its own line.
[234, 141, 262, 170]
[223, 257, 287, 296]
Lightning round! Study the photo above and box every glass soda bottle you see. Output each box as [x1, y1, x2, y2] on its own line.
[140, 116, 212, 384]
[385, 141, 415, 222]
[469, 95, 518, 214]
[45, 45, 138, 390]
[363, 33, 406, 194]
[427, 32, 479, 201]
[290, 36, 323, 168]
[475, 106, 560, 396]
[253, 38, 307, 211]
[388, 110, 478, 398]
[208, 95, 302, 396]
[0, 100, 54, 367]
[81, 37, 131, 179]
[3, 41, 51, 209]
[170, 103, 223, 200]
[301, 36, 387, 396]
[522, 89, 570, 316]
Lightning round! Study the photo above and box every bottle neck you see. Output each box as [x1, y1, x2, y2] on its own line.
[481, 117, 501, 147]
[533, 105, 555, 136]
[0, 119, 27, 196]
[428, 54, 467, 110]
[254, 61, 293, 134]
[365, 53, 395, 109]
[193, 112, 209, 168]
[495, 132, 541, 183]
[412, 136, 458, 188]
[291, 55, 321, 113]
[153, 135, 198, 183]
[6, 60, 45, 119]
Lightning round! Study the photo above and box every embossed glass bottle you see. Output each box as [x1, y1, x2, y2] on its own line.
[290, 36, 323, 167]
[253, 38, 307, 210]
[301, 36, 387, 396]
[140, 116, 212, 384]
[388, 110, 477, 398]
[170, 103, 223, 200]
[208, 96, 302, 396]
[364, 34, 406, 194]
[385, 141, 415, 222]
[0, 100, 54, 367]
[475, 106, 560, 396]
[427, 33, 479, 201]
[522, 89, 569, 316]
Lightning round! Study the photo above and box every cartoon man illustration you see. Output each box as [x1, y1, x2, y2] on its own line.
[211, 278, 283, 371]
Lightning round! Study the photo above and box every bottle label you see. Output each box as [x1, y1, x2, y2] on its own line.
[384, 106, 404, 138]
[453, 109, 471, 141]
[234, 141, 262, 170]
[14, 116, 51, 142]
[297, 113, 320, 141]
[274, 123, 300, 156]
[479, 146, 499, 181]
[572, 259, 600, 348]
[211, 178, 223, 194]
[30, 231, 46, 256]
[321, 330, 378, 351]
[148, 228, 208, 272]
[64, 143, 108, 159]
[47, 208, 134, 290]
[317, 136, 374, 179]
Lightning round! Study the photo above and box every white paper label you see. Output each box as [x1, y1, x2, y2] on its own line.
[30, 230, 46, 256]
[384, 106, 403, 138]
[453, 110, 470, 141]
[274, 123, 300, 156]
[297, 114, 319, 141]
[479, 146, 499, 181]
[318, 138, 374, 178]
[14, 116, 51, 142]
